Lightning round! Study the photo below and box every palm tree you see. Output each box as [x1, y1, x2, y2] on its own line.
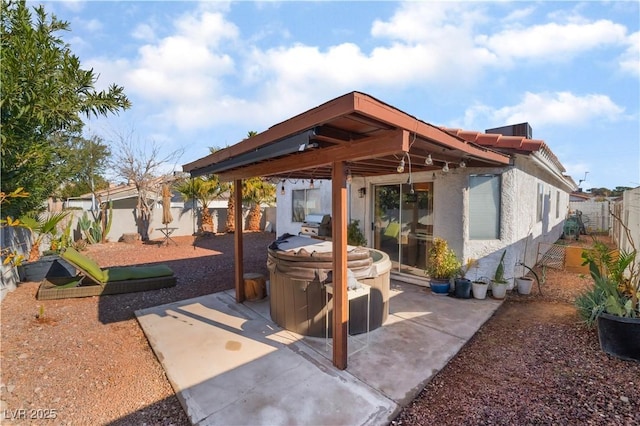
[175, 176, 228, 233]
[243, 178, 276, 231]
[225, 130, 260, 233]
[19, 211, 70, 261]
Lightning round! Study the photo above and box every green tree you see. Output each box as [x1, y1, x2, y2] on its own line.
[175, 176, 229, 233]
[0, 0, 131, 217]
[57, 135, 112, 200]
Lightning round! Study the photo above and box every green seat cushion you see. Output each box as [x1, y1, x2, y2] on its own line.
[62, 247, 107, 283]
[104, 265, 174, 282]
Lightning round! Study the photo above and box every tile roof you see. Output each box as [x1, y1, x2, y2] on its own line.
[440, 127, 566, 173]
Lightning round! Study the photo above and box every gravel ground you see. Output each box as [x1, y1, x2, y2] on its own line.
[1, 232, 639, 425]
[394, 236, 640, 426]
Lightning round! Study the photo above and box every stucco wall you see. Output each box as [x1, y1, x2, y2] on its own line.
[275, 179, 333, 236]
[569, 199, 611, 233]
[276, 159, 571, 284]
[613, 187, 640, 253]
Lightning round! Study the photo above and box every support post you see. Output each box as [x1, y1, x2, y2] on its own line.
[234, 179, 245, 303]
[331, 161, 348, 370]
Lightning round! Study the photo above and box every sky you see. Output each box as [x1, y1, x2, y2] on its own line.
[39, 0, 640, 191]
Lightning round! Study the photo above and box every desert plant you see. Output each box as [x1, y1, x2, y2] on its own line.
[19, 211, 70, 261]
[426, 238, 461, 280]
[459, 258, 478, 280]
[579, 242, 639, 324]
[78, 211, 101, 244]
[577, 204, 640, 328]
[492, 250, 507, 283]
[347, 220, 367, 246]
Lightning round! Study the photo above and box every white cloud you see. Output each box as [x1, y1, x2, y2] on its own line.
[83, 1, 637, 149]
[59, 0, 85, 13]
[82, 18, 102, 32]
[502, 6, 536, 23]
[132, 23, 156, 42]
[619, 31, 640, 76]
[118, 9, 240, 129]
[476, 20, 628, 63]
[173, 11, 239, 48]
[463, 91, 625, 128]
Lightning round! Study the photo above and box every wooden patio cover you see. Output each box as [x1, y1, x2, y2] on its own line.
[183, 91, 510, 369]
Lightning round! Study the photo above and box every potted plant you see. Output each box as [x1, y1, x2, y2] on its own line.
[347, 220, 367, 247]
[490, 250, 508, 299]
[472, 277, 490, 299]
[426, 237, 461, 295]
[515, 275, 534, 295]
[454, 258, 477, 299]
[575, 220, 639, 362]
[18, 211, 73, 281]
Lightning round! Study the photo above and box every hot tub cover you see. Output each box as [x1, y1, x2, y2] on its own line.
[268, 234, 379, 282]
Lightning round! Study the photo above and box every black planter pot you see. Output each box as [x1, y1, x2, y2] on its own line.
[597, 312, 640, 362]
[454, 278, 472, 299]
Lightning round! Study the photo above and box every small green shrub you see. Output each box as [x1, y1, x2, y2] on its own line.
[426, 238, 460, 280]
[347, 220, 367, 246]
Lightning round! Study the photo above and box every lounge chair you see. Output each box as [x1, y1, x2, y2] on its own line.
[36, 247, 177, 300]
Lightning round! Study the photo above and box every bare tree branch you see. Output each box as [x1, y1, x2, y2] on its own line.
[107, 127, 184, 240]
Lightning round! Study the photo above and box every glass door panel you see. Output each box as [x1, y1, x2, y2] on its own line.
[399, 183, 433, 277]
[374, 182, 433, 276]
[373, 185, 401, 266]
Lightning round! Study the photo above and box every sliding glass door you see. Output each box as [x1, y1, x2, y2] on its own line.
[373, 182, 433, 277]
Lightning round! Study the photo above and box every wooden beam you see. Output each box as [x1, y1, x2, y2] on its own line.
[219, 129, 409, 181]
[234, 179, 245, 303]
[332, 161, 348, 370]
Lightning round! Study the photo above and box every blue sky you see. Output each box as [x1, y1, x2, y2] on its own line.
[40, 1, 639, 190]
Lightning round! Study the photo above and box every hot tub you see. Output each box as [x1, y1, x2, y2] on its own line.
[267, 235, 392, 337]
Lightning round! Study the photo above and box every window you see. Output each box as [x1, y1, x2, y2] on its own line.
[556, 191, 560, 218]
[469, 175, 501, 239]
[537, 183, 544, 221]
[292, 188, 321, 222]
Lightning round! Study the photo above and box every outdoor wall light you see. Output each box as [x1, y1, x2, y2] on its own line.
[309, 178, 315, 189]
[280, 182, 285, 195]
[442, 162, 449, 173]
[358, 187, 366, 198]
[459, 159, 467, 168]
[432, 172, 437, 180]
[396, 158, 405, 173]
[346, 169, 353, 184]
[424, 154, 433, 165]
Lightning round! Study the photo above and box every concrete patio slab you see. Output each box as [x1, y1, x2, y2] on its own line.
[136, 281, 502, 425]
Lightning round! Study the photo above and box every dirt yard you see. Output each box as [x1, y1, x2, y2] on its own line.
[1, 232, 638, 425]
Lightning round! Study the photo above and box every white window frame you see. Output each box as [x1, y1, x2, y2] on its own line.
[291, 188, 321, 222]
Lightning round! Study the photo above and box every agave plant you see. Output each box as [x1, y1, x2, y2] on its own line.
[19, 211, 70, 261]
